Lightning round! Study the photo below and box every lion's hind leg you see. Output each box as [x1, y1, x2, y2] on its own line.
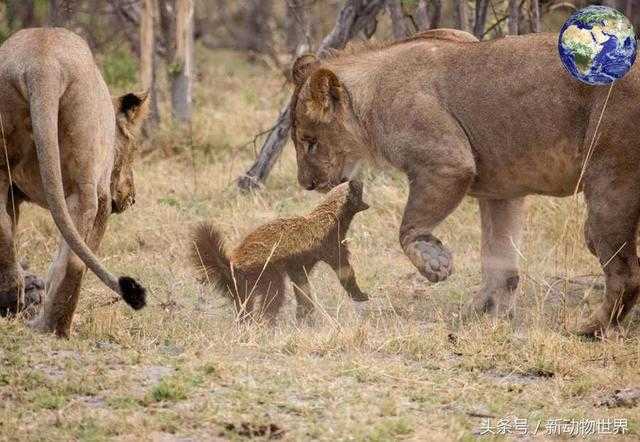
[29, 190, 108, 337]
[578, 172, 640, 337]
[464, 198, 525, 319]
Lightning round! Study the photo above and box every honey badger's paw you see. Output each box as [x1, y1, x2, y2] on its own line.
[405, 236, 453, 283]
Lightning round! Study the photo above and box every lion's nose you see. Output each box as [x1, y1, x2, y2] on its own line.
[305, 181, 316, 191]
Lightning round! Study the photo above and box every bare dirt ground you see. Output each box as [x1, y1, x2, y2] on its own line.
[1, 48, 639, 441]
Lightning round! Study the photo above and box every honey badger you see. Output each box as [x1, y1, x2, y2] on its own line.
[191, 180, 370, 321]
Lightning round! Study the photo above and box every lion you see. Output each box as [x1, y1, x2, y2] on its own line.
[0, 28, 148, 337]
[289, 28, 640, 337]
[191, 180, 369, 322]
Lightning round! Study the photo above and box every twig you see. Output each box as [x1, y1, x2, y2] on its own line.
[573, 83, 615, 195]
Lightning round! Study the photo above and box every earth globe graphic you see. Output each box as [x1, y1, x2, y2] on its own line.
[558, 5, 637, 85]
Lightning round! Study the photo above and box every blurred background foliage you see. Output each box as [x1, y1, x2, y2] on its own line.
[1, 1, 636, 91]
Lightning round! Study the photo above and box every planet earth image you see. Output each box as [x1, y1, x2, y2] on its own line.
[558, 5, 637, 85]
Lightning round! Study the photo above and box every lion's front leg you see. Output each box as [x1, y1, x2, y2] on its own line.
[465, 198, 525, 318]
[29, 191, 109, 337]
[400, 166, 474, 283]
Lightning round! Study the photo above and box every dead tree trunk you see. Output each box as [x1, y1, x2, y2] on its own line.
[453, 0, 470, 32]
[531, 0, 541, 33]
[237, 0, 387, 190]
[285, 0, 312, 55]
[415, 0, 442, 31]
[245, 0, 274, 54]
[171, 0, 194, 123]
[416, 0, 429, 30]
[49, 0, 72, 26]
[387, 0, 408, 40]
[6, 0, 38, 29]
[474, 0, 489, 40]
[508, 0, 519, 35]
[140, 0, 160, 126]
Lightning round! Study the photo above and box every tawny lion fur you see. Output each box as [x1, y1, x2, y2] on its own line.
[192, 181, 369, 322]
[290, 28, 640, 337]
[0, 28, 148, 337]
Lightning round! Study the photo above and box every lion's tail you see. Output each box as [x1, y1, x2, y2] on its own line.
[26, 61, 145, 310]
[191, 223, 236, 298]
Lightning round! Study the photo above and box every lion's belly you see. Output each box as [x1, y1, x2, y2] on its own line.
[468, 143, 583, 199]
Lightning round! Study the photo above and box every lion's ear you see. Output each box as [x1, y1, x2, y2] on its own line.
[305, 68, 343, 123]
[116, 91, 150, 128]
[292, 54, 319, 86]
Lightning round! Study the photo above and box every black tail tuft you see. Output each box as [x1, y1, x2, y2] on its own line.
[118, 276, 147, 310]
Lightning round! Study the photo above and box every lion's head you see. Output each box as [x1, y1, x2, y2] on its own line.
[290, 55, 368, 193]
[111, 92, 149, 213]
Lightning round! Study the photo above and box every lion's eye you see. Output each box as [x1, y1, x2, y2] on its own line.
[307, 140, 318, 155]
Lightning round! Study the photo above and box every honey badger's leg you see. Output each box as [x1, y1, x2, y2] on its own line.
[577, 171, 640, 337]
[465, 198, 525, 317]
[258, 273, 286, 322]
[289, 267, 316, 320]
[0, 175, 24, 316]
[325, 247, 369, 302]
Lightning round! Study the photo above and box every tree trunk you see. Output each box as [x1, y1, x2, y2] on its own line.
[415, 0, 442, 31]
[49, 0, 74, 27]
[171, 0, 194, 123]
[474, 0, 489, 40]
[430, 0, 442, 30]
[140, 0, 160, 126]
[237, 0, 387, 190]
[245, 0, 273, 54]
[416, 0, 429, 30]
[387, 0, 408, 40]
[530, 0, 541, 33]
[285, 0, 312, 55]
[508, 0, 519, 35]
[6, 0, 37, 29]
[453, 0, 470, 32]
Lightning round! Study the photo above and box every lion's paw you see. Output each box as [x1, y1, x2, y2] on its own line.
[0, 269, 45, 318]
[405, 237, 453, 283]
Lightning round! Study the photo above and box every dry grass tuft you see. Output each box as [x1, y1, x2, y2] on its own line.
[1, 47, 639, 440]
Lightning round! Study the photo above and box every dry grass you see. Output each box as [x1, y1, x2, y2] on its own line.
[1, 47, 639, 441]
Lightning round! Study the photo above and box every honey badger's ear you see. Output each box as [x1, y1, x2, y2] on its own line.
[305, 68, 343, 123]
[292, 54, 320, 86]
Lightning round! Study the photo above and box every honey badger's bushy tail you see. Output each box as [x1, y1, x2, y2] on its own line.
[191, 223, 235, 297]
